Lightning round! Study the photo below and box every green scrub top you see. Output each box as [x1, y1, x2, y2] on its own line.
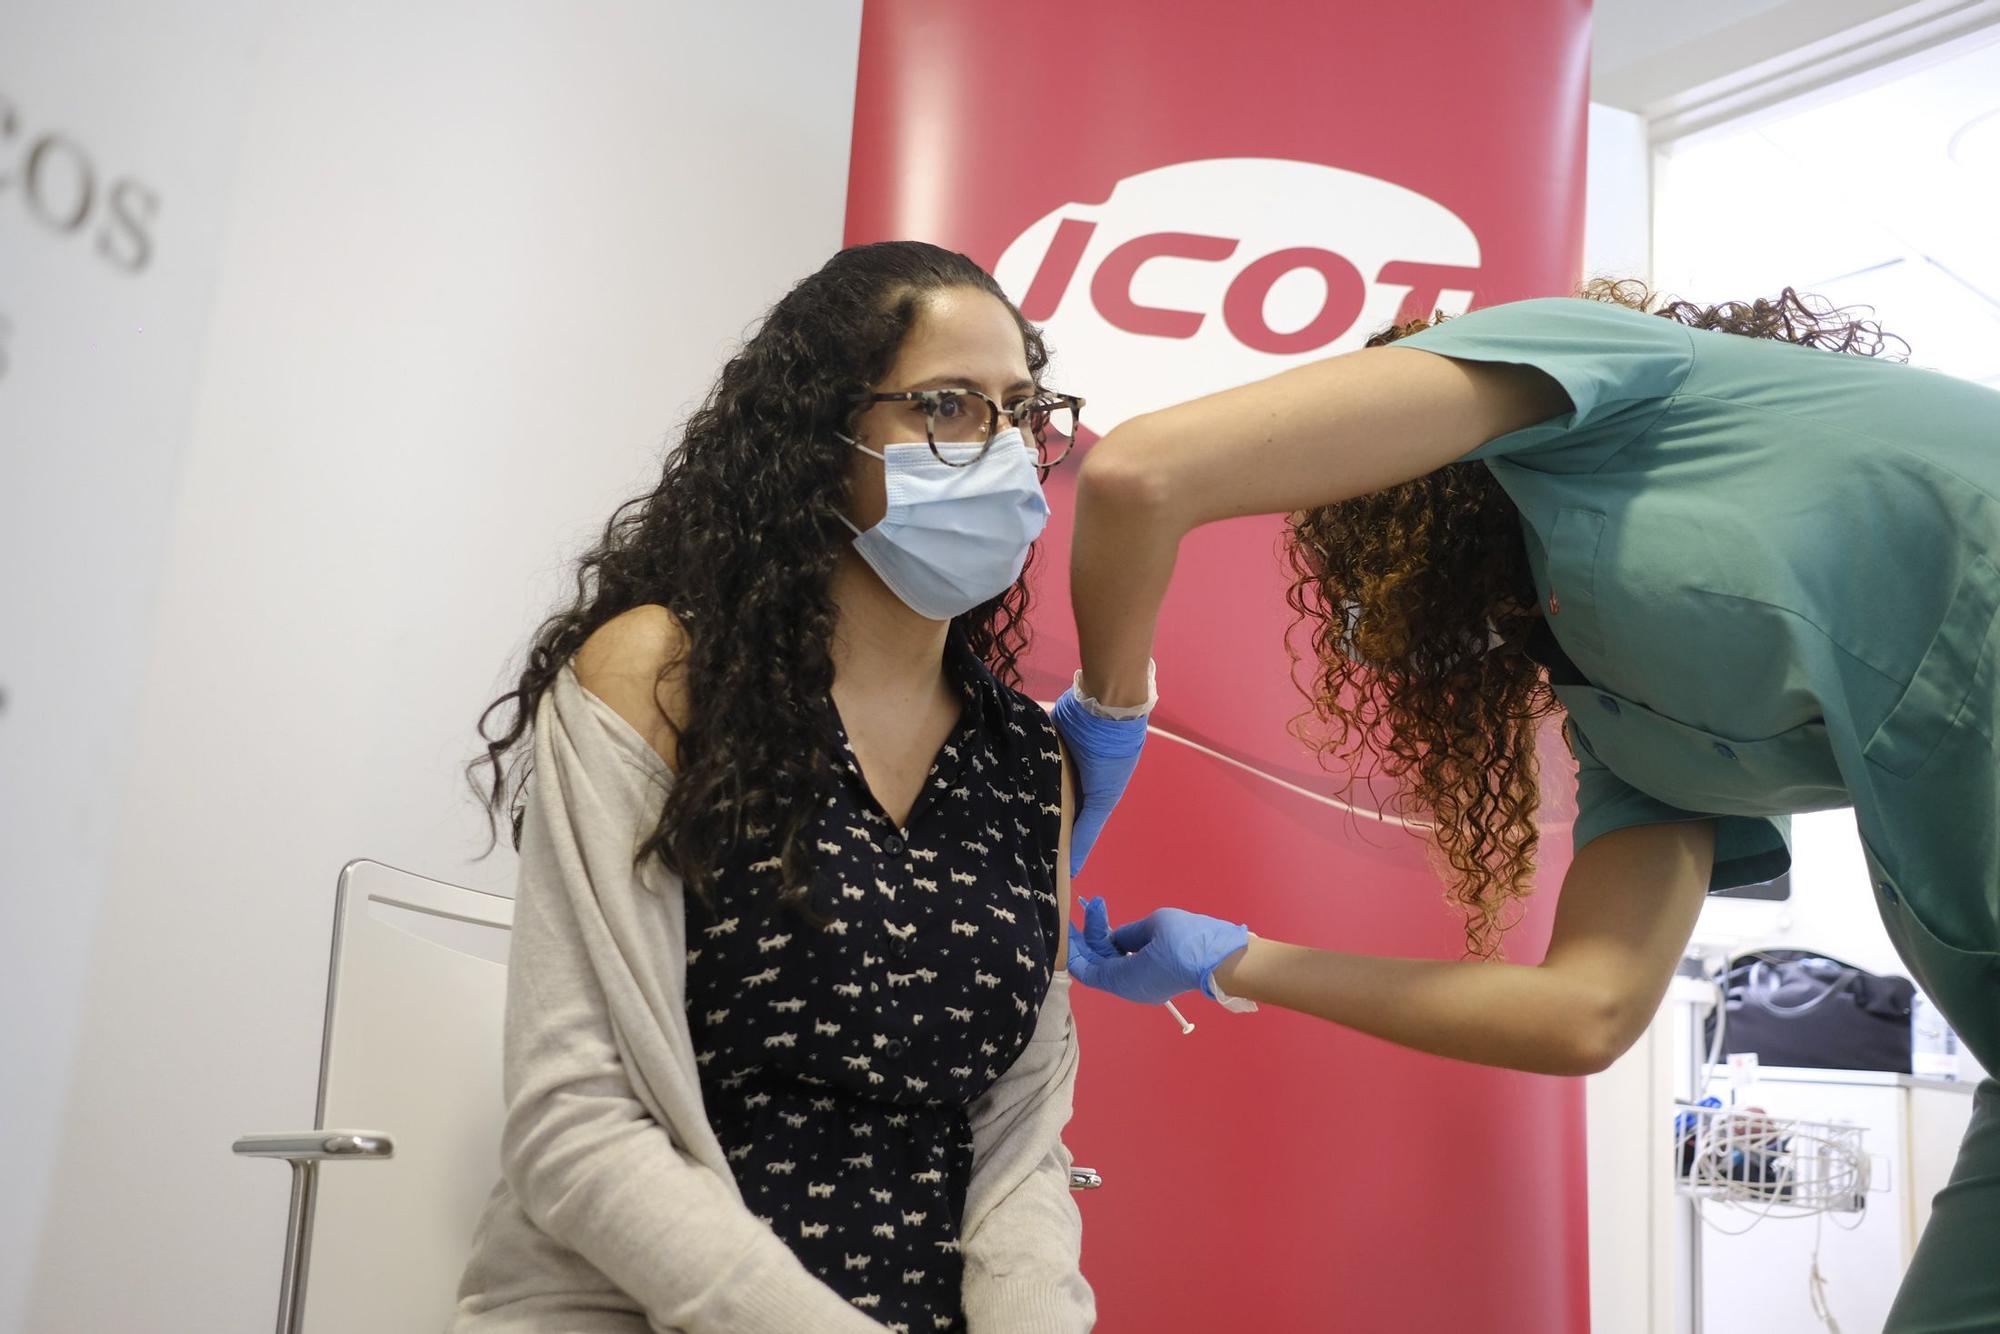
[1396, 298, 2000, 1064]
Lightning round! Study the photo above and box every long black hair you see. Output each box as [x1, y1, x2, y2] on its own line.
[468, 241, 1049, 914]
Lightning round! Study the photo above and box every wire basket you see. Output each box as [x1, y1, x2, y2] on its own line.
[1672, 1101, 1870, 1218]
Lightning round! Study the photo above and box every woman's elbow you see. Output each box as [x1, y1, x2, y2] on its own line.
[496, 1092, 614, 1235]
[497, 1106, 562, 1225]
[1567, 994, 1649, 1076]
[1076, 423, 1176, 525]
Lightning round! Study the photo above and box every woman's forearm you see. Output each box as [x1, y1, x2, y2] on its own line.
[1069, 427, 1185, 707]
[1211, 937, 1619, 1077]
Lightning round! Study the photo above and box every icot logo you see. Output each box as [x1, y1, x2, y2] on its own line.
[994, 158, 1483, 433]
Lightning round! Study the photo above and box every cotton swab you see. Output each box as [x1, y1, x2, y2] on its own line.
[1165, 1001, 1193, 1034]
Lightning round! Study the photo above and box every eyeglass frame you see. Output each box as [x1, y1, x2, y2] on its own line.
[848, 386, 1086, 475]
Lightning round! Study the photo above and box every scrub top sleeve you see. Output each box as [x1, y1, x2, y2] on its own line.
[1390, 297, 1697, 463]
[1569, 723, 1794, 893]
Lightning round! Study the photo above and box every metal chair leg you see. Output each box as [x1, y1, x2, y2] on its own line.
[276, 1159, 318, 1334]
[233, 1131, 393, 1334]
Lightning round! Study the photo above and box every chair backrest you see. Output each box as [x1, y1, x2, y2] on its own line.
[305, 858, 512, 1334]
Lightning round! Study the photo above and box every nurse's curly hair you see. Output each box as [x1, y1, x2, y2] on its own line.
[1287, 279, 1905, 958]
[466, 241, 1047, 915]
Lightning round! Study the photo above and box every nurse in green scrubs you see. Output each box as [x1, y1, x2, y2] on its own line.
[1061, 283, 2000, 1332]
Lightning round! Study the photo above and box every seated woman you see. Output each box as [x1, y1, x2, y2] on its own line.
[453, 241, 1095, 1333]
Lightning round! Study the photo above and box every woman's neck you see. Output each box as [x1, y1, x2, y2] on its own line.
[827, 551, 952, 702]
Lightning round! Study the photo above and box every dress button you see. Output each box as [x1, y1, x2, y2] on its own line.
[887, 936, 909, 958]
[1597, 695, 1620, 716]
[1713, 742, 1737, 761]
[882, 834, 904, 854]
[885, 1038, 907, 1058]
[1877, 880, 1898, 904]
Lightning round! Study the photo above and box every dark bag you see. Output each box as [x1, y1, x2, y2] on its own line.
[1704, 948, 1916, 1074]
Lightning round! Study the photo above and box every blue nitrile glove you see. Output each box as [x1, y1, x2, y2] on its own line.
[1065, 895, 1249, 1006]
[1066, 894, 1119, 972]
[1050, 682, 1151, 878]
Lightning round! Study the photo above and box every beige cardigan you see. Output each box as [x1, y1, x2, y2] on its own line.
[452, 663, 1094, 1333]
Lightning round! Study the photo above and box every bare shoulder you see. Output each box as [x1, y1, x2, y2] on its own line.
[572, 605, 691, 770]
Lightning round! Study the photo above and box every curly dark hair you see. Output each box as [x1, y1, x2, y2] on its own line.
[1286, 279, 1906, 959]
[467, 241, 1049, 915]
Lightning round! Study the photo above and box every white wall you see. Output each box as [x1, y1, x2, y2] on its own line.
[1582, 101, 1652, 282]
[0, 5, 269, 1326]
[5, 4, 862, 1331]
[1693, 810, 1907, 978]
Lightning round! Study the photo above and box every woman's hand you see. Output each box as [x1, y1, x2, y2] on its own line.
[1049, 684, 1150, 877]
[1064, 896, 1250, 1005]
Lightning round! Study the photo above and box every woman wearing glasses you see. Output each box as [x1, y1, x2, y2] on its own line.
[1053, 282, 2000, 1332]
[454, 241, 1094, 1333]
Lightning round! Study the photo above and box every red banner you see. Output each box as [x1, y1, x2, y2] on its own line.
[848, 3, 1594, 1328]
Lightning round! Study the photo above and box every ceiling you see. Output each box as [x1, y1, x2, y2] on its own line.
[1591, 0, 1937, 109]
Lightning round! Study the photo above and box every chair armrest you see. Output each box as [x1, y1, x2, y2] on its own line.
[233, 1131, 395, 1162]
[233, 1130, 393, 1333]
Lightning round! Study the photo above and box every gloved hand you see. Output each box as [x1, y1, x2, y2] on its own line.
[1065, 896, 1250, 1005]
[1050, 681, 1150, 878]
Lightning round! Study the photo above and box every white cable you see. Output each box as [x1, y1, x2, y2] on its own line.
[1032, 701, 1580, 834]
[1679, 1106, 1868, 1232]
[1808, 1211, 1843, 1333]
[1688, 1120, 1795, 1236]
[1144, 721, 1582, 834]
[1697, 972, 1728, 1099]
[1134, 721, 1435, 829]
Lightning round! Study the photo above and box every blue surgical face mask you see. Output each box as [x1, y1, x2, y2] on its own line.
[839, 427, 1051, 621]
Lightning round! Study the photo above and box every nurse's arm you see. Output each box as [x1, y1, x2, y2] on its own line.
[1071, 344, 1570, 706]
[1207, 820, 1716, 1077]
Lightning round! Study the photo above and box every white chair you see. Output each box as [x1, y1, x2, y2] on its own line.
[236, 859, 513, 1333]
[236, 858, 1101, 1334]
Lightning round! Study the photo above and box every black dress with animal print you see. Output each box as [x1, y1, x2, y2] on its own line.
[682, 632, 1063, 1333]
